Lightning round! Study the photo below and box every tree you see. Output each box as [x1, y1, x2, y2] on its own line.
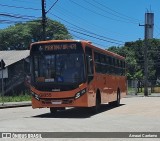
[0, 18, 72, 50]
[107, 39, 160, 83]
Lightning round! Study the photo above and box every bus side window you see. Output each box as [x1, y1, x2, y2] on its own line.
[105, 55, 109, 73]
[120, 60, 125, 76]
[94, 52, 101, 73]
[108, 56, 112, 74]
[112, 58, 116, 74]
[100, 54, 106, 74]
[123, 61, 126, 75]
[85, 47, 93, 83]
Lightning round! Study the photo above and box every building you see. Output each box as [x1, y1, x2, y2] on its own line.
[0, 50, 30, 95]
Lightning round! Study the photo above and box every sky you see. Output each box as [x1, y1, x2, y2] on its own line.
[0, 0, 160, 49]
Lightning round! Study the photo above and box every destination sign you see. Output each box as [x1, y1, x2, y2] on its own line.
[31, 42, 83, 53]
[39, 44, 77, 51]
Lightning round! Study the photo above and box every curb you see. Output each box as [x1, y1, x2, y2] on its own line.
[0, 102, 31, 109]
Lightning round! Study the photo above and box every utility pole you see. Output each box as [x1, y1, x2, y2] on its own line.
[41, 0, 46, 40]
[139, 12, 154, 96]
[144, 31, 148, 96]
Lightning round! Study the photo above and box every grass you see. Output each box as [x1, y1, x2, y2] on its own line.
[0, 94, 31, 103]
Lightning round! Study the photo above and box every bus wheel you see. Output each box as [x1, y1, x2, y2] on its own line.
[109, 90, 120, 107]
[115, 90, 120, 106]
[50, 107, 57, 114]
[92, 94, 101, 114]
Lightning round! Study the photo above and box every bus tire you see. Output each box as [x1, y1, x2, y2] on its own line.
[109, 90, 120, 107]
[92, 92, 101, 114]
[50, 107, 57, 114]
[116, 90, 121, 106]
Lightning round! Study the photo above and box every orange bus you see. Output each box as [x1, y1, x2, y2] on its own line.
[30, 40, 127, 113]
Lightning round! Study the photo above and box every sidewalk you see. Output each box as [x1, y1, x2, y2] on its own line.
[126, 93, 160, 98]
[0, 101, 31, 109]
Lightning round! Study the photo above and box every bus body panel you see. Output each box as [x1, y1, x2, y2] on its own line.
[91, 73, 126, 104]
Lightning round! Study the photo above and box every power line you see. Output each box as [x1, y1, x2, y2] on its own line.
[46, 0, 59, 14]
[11, 0, 39, 4]
[71, 33, 107, 48]
[50, 5, 129, 38]
[92, 0, 141, 23]
[68, 28, 123, 45]
[49, 12, 124, 43]
[154, 24, 160, 38]
[83, 0, 139, 24]
[0, 12, 39, 25]
[0, 20, 32, 24]
[69, 0, 138, 24]
[49, 12, 124, 44]
[0, 4, 41, 11]
[50, 9, 121, 47]
[69, 25, 124, 43]
[0, 13, 37, 20]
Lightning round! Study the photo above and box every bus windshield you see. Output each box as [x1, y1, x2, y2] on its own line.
[33, 53, 85, 84]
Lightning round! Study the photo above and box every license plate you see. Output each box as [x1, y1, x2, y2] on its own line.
[51, 101, 62, 104]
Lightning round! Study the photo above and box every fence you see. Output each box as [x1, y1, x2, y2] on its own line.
[127, 80, 138, 95]
[127, 79, 160, 95]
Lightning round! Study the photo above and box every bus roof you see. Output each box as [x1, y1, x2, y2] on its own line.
[30, 40, 125, 60]
[30, 40, 81, 46]
[82, 41, 125, 60]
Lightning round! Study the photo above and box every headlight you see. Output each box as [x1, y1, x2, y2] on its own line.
[75, 88, 86, 99]
[31, 91, 40, 101]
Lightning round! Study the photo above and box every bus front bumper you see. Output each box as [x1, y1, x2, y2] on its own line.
[31, 91, 89, 109]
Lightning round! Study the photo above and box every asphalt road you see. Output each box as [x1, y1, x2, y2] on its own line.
[0, 96, 160, 141]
